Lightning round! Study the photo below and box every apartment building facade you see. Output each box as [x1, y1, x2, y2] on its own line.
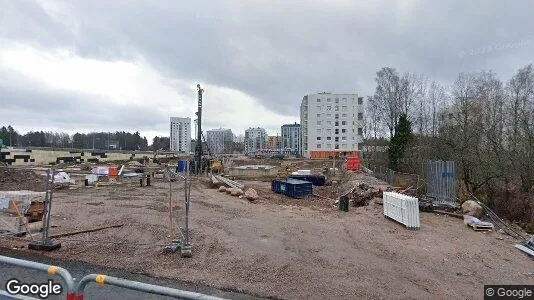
[206, 128, 234, 154]
[244, 127, 268, 154]
[300, 93, 364, 158]
[281, 123, 301, 155]
[170, 117, 191, 153]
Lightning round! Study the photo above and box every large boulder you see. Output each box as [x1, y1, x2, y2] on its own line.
[231, 188, 244, 196]
[245, 188, 259, 201]
[461, 200, 484, 218]
[218, 186, 227, 192]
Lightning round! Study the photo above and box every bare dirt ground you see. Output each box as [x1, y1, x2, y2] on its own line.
[1, 171, 533, 299]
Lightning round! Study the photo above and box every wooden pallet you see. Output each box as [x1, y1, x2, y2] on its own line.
[468, 223, 494, 231]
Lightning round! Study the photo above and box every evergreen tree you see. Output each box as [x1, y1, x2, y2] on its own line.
[388, 114, 413, 170]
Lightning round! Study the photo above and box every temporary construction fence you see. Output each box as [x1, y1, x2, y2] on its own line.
[0, 255, 224, 300]
[0, 164, 195, 260]
[426, 160, 458, 207]
[383, 192, 420, 230]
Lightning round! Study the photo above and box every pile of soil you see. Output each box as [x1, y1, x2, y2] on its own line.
[0, 167, 46, 191]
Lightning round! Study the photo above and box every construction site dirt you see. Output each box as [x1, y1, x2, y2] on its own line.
[1, 168, 532, 299]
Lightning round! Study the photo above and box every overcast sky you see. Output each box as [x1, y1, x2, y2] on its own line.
[1, 0, 533, 142]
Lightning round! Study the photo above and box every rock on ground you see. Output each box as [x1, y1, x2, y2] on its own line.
[218, 186, 226, 192]
[245, 188, 259, 201]
[461, 200, 484, 218]
[231, 188, 244, 196]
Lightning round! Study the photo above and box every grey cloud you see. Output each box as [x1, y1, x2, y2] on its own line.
[2, 0, 534, 120]
[0, 73, 167, 132]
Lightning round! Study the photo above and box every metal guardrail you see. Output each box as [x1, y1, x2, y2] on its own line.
[75, 274, 225, 300]
[0, 255, 225, 300]
[0, 255, 76, 300]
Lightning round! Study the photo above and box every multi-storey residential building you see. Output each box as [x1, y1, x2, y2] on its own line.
[281, 123, 301, 155]
[267, 135, 281, 150]
[300, 93, 364, 158]
[244, 127, 267, 154]
[206, 128, 234, 154]
[170, 117, 191, 153]
[233, 134, 245, 143]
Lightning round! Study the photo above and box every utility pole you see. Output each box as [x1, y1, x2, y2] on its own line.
[195, 84, 204, 174]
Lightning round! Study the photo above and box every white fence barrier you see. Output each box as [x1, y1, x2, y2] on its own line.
[383, 192, 420, 229]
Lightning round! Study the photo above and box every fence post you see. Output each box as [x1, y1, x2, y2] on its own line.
[0, 255, 75, 300]
[28, 168, 61, 251]
[74, 274, 224, 300]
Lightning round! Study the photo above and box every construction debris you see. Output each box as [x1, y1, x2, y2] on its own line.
[463, 215, 494, 231]
[50, 224, 124, 238]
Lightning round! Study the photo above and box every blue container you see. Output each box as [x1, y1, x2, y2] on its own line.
[288, 175, 326, 186]
[271, 179, 313, 198]
[177, 160, 187, 172]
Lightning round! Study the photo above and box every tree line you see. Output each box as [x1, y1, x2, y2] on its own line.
[0, 126, 172, 151]
[365, 64, 534, 230]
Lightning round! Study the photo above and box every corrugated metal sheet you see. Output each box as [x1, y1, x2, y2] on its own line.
[383, 192, 420, 229]
[426, 160, 458, 207]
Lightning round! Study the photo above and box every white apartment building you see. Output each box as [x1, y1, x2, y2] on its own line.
[206, 128, 233, 154]
[169, 117, 191, 153]
[244, 127, 267, 154]
[300, 93, 364, 158]
[281, 123, 301, 155]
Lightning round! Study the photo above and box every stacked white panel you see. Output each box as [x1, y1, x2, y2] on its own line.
[383, 192, 420, 229]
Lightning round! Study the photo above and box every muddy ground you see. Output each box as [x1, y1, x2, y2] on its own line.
[1, 171, 533, 299]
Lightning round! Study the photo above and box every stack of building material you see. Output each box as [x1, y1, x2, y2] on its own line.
[0, 190, 45, 234]
[383, 191, 420, 230]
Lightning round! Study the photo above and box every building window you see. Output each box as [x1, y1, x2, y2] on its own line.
[358, 97, 363, 105]
[357, 142, 363, 149]
[327, 144, 332, 149]
[327, 113, 332, 118]
[326, 136, 331, 140]
[327, 98, 331, 102]
[341, 143, 347, 148]
[335, 106, 339, 111]
[358, 128, 363, 135]
[358, 113, 363, 120]
[317, 137, 321, 140]
[342, 136, 347, 140]
[317, 144, 322, 148]
[335, 144, 339, 149]
[326, 129, 332, 134]
[317, 113, 321, 117]
[352, 121, 355, 125]
[326, 105, 332, 110]
[316, 106, 321, 110]
[335, 98, 339, 103]
[335, 121, 339, 126]
[335, 137, 339, 142]
[342, 98, 347, 103]
[317, 120, 322, 125]
[335, 114, 339, 119]
[317, 128, 321, 134]
[317, 98, 321, 102]
[342, 106, 347, 111]
[342, 121, 347, 125]
[342, 113, 347, 118]
[327, 120, 332, 125]
[342, 128, 346, 133]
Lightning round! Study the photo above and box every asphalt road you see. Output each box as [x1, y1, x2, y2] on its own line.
[0, 249, 258, 300]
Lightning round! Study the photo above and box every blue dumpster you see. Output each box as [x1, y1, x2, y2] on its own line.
[271, 179, 313, 198]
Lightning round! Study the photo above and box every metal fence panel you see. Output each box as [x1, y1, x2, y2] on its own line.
[426, 161, 458, 207]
